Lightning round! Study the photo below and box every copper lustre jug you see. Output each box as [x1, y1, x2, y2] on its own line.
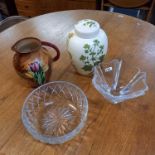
[12, 37, 60, 87]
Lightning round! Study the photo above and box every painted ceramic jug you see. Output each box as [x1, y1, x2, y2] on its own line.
[67, 19, 108, 75]
[12, 37, 60, 87]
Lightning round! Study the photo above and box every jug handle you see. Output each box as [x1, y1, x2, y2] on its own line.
[41, 41, 60, 61]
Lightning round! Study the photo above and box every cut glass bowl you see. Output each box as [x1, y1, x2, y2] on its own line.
[22, 81, 88, 144]
[92, 59, 148, 104]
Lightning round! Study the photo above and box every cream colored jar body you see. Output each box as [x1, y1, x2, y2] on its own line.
[68, 19, 108, 75]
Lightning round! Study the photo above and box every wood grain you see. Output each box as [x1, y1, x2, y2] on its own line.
[0, 10, 155, 155]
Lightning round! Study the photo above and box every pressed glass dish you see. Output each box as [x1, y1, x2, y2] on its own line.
[92, 59, 148, 104]
[22, 81, 88, 144]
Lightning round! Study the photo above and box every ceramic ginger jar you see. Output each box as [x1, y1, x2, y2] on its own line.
[67, 19, 108, 75]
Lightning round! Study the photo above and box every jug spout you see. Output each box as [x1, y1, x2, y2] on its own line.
[11, 43, 17, 52]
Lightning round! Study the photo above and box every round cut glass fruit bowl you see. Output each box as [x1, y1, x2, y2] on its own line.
[22, 81, 88, 144]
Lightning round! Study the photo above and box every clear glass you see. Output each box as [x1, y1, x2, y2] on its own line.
[92, 59, 148, 104]
[22, 81, 88, 144]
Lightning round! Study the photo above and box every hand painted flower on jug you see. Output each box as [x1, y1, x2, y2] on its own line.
[25, 59, 48, 85]
[29, 61, 40, 72]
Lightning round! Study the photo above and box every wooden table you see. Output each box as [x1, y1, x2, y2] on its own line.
[0, 10, 155, 155]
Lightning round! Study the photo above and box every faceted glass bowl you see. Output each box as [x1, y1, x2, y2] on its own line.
[22, 81, 88, 144]
[92, 59, 148, 104]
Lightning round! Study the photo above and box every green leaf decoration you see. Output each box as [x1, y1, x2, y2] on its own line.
[84, 50, 89, 53]
[32, 65, 46, 85]
[93, 39, 100, 45]
[83, 44, 90, 49]
[92, 57, 96, 61]
[34, 73, 38, 80]
[99, 45, 104, 49]
[82, 65, 93, 71]
[37, 73, 42, 85]
[83, 21, 96, 27]
[89, 52, 96, 56]
[80, 40, 105, 72]
[80, 55, 86, 61]
[94, 61, 100, 66]
[85, 61, 89, 64]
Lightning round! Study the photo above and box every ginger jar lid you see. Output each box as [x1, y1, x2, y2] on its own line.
[74, 19, 100, 39]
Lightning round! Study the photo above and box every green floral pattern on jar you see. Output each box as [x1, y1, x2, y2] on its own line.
[80, 39, 104, 71]
[83, 20, 96, 28]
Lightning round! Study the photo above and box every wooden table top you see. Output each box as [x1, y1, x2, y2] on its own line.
[0, 10, 155, 155]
